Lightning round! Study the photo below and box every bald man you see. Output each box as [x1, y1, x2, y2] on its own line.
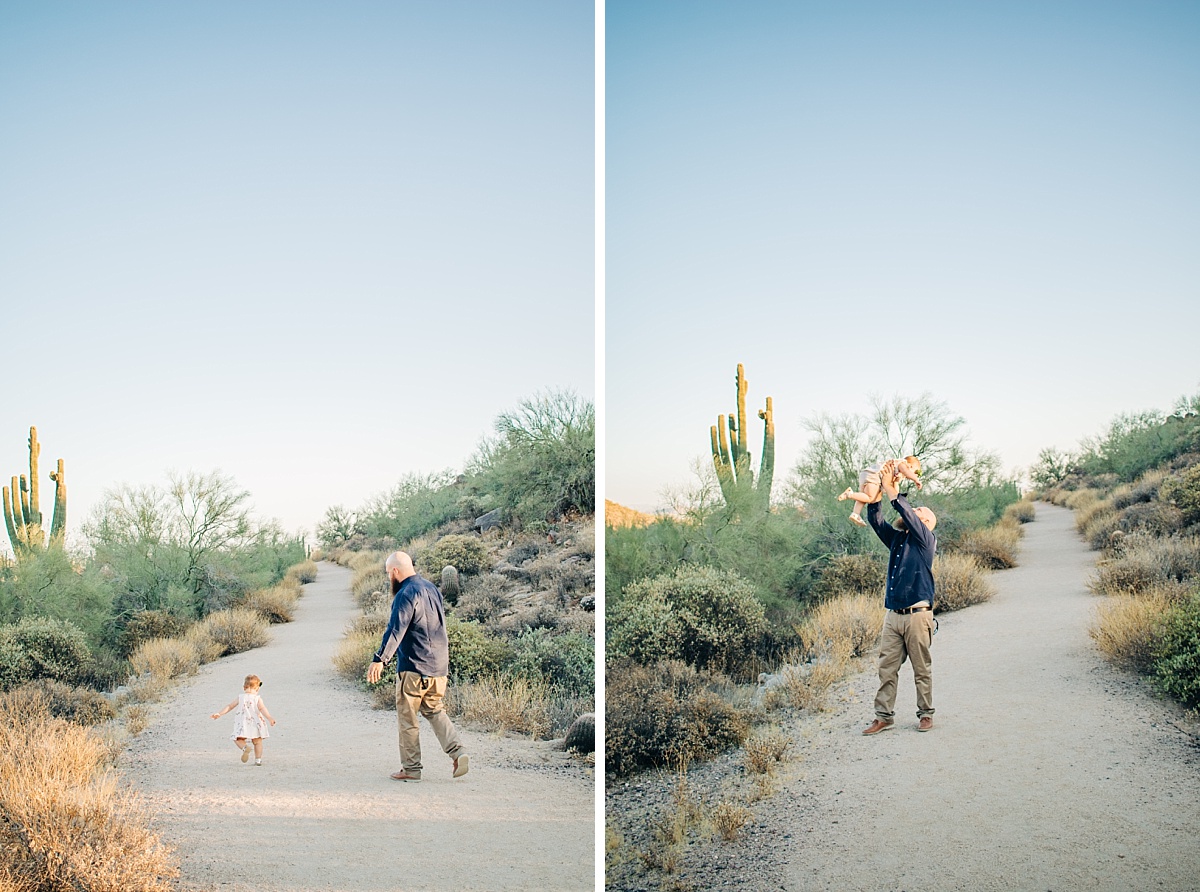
[861, 459, 940, 735]
[367, 551, 469, 780]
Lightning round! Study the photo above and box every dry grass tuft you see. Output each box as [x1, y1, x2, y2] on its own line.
[128, 637, 201, 681]
[124, 704, 150, 736]
[285, 559, 319, 585]
[1089, 535, 1200, 596]
[1003, 500, 1036, 524]
[1065, 488, 1102, 511]
[197, 608, 271, 657]
[711, 800, 752, 841]
[798, 593, 884, 659]
[743, 726, 791, 775]
[447, 675, 552, 738]
[780, 640, 851, 712]
[332, 628, 377, 683]
[0, 692, 179, 891]
[351, 564, 388, 608]
[1089, 591, 1174, 672]
[243, 584, 300, 624]
[955, 523, 1021, 570]
[933, 553, 996, 612]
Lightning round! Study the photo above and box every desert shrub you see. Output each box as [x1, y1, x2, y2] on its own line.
[711, 801, 752, 841]
[196, 608, 270, 657]
[1111, 469, 1169, 509]
[1159, 464, 1200, 527]
[608, 566, 766, 678]
[814, 553, 884, 601]
[605, 659, 750, 776]
[128, 637, 200, 680]
[0, 546, 114, 647]
[0, 617, 93, 691]
[354, 471, 465, 545]
[954, 524, 1020, 570]
[351, 564, 388, 608]
[1089, 536, 1200, 596]
[1002, 500, 1036, 524]
[243, 584, 299, 623]
[1117, 501, 1184, 539]
[797, 593, 884, 659]
[932, 553, 995, 612]
[117, 610, 186, 658]
[1065, 489, 1101, 511]
[506, 628, 594, 699]
[285, 559, 319, 585]
[3, 679, 116, 726]
[1075, 498, 1115, 536]
[504, 538, 544, 565]
[181, 622, 224, 664]
[447, 674, 553, 738]
[0, 693, 179, 891]
[446, 615, 510, 682]
[419, 534, 490, 577]
[466, 390, 595, 525]
[1089, 591, 1174, 672]
[778, 642, 851, 712]
[743, 726, 791, 775]
[456, 585, 513, 623]
[332, 628, 378, 683]
[1152, 592, 1200, 708]
[1084, 509, 1125, 551]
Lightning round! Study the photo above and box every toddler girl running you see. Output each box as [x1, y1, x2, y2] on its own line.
[210, 674, 276, 766]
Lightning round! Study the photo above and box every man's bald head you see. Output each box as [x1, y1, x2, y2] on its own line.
[915, 507, 937, 531]
[385, 551, 416, 582]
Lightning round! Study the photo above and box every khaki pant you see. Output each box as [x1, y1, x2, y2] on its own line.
[396, 671, 465, 776]
[874, 609, 935, 720]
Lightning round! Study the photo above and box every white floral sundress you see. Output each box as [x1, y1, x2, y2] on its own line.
[230, 691, 270, 740]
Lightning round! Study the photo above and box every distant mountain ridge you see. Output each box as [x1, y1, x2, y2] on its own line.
[605, 500, 657, 529]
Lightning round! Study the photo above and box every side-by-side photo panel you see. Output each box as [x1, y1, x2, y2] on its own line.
[604, 2, 1200, 890]
[1, 2, 597, 890]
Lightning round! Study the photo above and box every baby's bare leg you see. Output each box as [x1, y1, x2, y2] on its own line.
[841, 488, 875, 505]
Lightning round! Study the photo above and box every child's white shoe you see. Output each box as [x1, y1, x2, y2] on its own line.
[241, 745, 252, 763]
[837, 487, 855, 502]
[849, 513, 867, 527]
[254, 759, 262, 766]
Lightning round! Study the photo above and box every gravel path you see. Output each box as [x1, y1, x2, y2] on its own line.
[120, 562, 594, 892]
[779, 502, 1200, 892]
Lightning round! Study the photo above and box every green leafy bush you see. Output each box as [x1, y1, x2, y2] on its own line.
[446, 615, 510, 682]
[605, 660, 750, 776]
[420, 534, 489, 577]
[355, 471, 465, 545]
[117, 610, 187, 658]
[0, 617, 92, 691]
[1159, 464, 1200, 527]
[608, 566, 766, 678]
[1152, 592, 1200, 708]
[506, 628, 594, 699]
[814, 554, 884, 601]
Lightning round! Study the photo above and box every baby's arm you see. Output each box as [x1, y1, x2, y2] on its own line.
[258, 698, 277, 726]
[210, 699, 238, 720]
[898, 461, 923, 489]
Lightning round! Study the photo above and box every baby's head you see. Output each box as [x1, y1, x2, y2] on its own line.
[243, 674, 262, 692]
[903, 455, 922, 478]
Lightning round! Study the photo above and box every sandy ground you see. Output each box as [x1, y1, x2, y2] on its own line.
[120, 562, 595, 892]
[608, 502, 1200, 892]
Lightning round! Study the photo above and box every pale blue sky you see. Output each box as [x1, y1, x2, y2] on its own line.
[1, 1, 594, 547]
[607, 1, 1200, 511]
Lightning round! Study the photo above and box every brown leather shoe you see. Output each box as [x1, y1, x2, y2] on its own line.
[861, 719, 893, 735]
[918, 716, 933, 732]
[390, 771, 422, 782]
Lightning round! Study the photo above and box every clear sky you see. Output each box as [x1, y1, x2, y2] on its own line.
[0, 1, 594, 550]
[607, 1, 1200, 511]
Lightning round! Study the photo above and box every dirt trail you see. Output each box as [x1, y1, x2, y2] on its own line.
[775, 502, 1200, 892]
[120, 562, 594, 892]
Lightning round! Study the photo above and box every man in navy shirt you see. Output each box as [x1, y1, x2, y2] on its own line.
[367, 551, 469, 780]
[861, 459, 939, 735]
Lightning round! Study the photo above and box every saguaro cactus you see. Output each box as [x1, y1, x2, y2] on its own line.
[709, 364, 775, 512]
[3, 427, 67, 556]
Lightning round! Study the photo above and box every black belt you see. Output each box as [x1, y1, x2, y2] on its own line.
[892, 605, 931, 615]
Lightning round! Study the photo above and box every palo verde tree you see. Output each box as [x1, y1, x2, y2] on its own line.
[709, 363, 775, 513]
[2, 426, 67, 557]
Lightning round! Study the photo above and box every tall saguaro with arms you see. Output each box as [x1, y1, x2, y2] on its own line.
[709, 363, 775, 513]
[3, 426, 67, 557]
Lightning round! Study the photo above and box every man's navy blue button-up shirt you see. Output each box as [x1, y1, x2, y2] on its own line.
[867, 494, 937, 610]
[373, 575, 450, 677]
